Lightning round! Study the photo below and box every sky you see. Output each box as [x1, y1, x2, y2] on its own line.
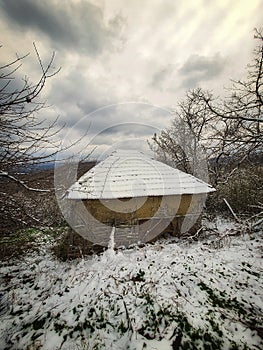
[0, 0, 262, 159]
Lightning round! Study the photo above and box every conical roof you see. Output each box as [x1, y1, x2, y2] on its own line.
[67, 150, 215, 200]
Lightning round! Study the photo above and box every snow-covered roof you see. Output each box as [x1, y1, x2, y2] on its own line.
[67, 150, 215, 199]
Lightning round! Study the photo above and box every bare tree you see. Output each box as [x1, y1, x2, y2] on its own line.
[196, 29, 262, 156]
[201, 29, 263, 123]
[0, 44, 62, 177]
[0, 45, 64, 233]
[150, 88, 218, 181]
[0, 46, 96, 234]
[151, 29, 263, 185]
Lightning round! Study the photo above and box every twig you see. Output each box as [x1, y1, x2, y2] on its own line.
[187, 226, 203, 240]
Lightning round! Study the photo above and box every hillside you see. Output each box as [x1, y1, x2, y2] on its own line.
[0, 218, 262, 350]
[0, 161, 96, 235]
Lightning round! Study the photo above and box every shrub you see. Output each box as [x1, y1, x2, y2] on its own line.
[207, 165, 263, 215]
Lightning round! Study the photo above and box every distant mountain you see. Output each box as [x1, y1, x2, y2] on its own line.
[14, 160, 97, 174]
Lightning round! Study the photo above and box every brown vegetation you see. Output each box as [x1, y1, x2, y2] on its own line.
[0, 161, 95, 235]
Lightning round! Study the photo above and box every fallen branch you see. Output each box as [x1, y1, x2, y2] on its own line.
[209, 225, 250, 249]
[223, 198, 239, 222]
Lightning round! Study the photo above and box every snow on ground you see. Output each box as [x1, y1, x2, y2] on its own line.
[0, 221, 262, 350]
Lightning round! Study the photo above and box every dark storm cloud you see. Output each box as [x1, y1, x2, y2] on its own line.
[179, 53, 225, 89]
[0, 0, 122, 55]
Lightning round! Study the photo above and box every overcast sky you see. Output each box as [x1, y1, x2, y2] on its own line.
[0, 0, 262, 158]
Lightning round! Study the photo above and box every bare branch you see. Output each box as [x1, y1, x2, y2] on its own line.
[0, 171, 51, 192]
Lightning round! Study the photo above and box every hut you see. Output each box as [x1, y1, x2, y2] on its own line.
[66, 150, 215, 246]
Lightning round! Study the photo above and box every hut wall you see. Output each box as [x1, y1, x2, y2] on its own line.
[83, 193, 206, 236]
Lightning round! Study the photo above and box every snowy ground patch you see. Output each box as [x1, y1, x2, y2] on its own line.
[0, 227, 262, 349]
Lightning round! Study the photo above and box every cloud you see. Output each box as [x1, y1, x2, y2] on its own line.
[56, 107, 165, 160]
[0, 0, 123, 55]
[1, 0, 262, 158]
[179, 53, 226, 89]
[151, 65, 175, 89]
